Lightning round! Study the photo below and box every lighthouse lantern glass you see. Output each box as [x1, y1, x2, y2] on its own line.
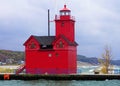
[60, 11, 70, 16]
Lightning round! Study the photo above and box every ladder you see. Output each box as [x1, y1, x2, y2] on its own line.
[15, 64, 25, 74]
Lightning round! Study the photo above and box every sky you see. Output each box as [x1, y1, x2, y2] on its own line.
[0, 0, 120, 59]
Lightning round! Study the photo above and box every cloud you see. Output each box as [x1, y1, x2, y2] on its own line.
[0, 0, 120, 59]
[73, 0, 120, 59]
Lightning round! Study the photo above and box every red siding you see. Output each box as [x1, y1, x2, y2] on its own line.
[68, 46, 77, 73]
[55, 18, 75, 42]
[25, 49, 72, 74]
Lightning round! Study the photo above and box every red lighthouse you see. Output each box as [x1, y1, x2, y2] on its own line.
[23, 5, 78, 74]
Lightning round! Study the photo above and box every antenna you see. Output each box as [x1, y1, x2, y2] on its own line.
[48, 9, 50, 36]
[55, 0, 58, 15]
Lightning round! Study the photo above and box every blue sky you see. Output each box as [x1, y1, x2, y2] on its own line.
[0, 0, 120, 59]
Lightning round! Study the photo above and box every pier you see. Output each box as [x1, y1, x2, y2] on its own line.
[0, 74, 120, 80]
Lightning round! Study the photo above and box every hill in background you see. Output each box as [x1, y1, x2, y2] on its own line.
[77, 55, 120, 66]
[0, 50, 24, 65]
[0, 49, 120, 66]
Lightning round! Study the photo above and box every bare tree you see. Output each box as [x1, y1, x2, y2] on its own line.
[98, 46, 112, 74]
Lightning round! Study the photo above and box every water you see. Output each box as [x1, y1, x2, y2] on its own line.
[0, 80, 120, 86]
[77, 66, 98, 74]
[77, 66, 120, 74]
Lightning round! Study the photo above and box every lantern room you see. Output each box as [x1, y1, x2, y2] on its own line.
[60, 5, 71, 16]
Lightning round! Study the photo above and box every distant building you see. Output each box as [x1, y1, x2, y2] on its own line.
[24, 5, 78, 74]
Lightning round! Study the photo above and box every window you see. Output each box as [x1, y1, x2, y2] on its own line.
[61, 22, 64, 27]
[56, 44, 59, 48]
[60, 12, 64, 16]
[48, 54, 52, 57]
[56, 53, 59, 57]
[59, 41, 63, 48]
[42, 45, 47, 48]
[64, 12, 66, 15]
[41, 45, 53, 49]
[56, 41, 64, 48]
[29, 42, 36, 49]
[60, 12, 70, 16]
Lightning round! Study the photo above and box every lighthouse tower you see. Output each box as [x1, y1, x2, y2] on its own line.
[55, 5, 75, 42]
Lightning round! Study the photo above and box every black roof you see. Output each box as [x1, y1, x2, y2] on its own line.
[33, 36, 55, 45]
[59, 35, 78, 46]
[33, 35, 78, 46]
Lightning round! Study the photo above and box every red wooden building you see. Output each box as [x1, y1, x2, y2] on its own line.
[24, 5, 78, 74]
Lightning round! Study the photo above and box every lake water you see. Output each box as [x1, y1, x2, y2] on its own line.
[0, 80, 120, 86]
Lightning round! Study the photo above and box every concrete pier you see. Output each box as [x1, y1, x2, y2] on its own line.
[0, 74, 120, 80]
